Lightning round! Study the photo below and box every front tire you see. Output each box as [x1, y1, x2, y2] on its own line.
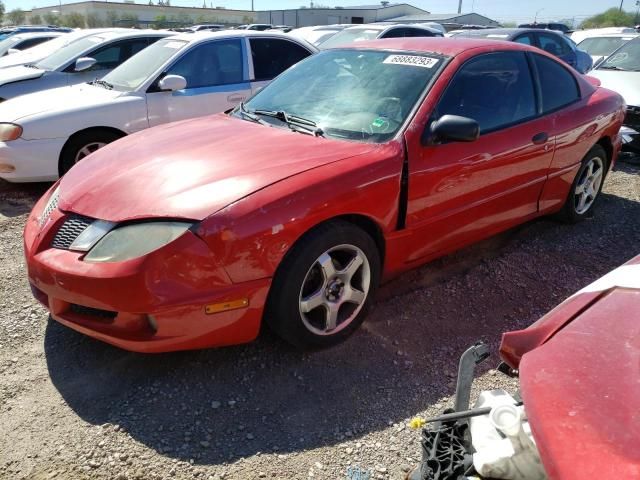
[59, 130, 124, 176]
[557, 145, 607, 223]
[265, 220, 381, 349]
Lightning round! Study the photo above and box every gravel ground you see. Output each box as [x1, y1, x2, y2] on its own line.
[0, 160, 639, 480]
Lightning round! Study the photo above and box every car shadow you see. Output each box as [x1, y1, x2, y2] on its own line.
[0, 180, 50, 218]
[44, 186, 640, 466]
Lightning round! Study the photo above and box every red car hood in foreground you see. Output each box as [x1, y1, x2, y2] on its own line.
[59, 115, 378, 222]
[501, 255, 640, 479]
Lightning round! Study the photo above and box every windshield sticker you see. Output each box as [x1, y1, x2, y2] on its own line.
[163, 41, 185, 49]
[372, 117, 387, 128]
[383, 55, 439, 68]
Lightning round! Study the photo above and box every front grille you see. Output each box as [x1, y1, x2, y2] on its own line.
[624, 106, 640, 128]
[51, 215, 93, 250]
[69, 304, 117, 322]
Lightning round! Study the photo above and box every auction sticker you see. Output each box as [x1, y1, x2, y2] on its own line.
[383, 55, 439, 68]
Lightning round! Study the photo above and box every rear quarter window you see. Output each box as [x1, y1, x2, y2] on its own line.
[533, 53, 580, 113]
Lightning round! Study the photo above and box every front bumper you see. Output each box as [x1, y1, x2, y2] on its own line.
[0, 137, 67, 183]
[24, 204, 269, 353]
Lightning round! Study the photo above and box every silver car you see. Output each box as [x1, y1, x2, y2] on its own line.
[0, 30, 172, 101]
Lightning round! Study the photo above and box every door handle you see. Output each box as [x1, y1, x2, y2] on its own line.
[532, 132, 549, 145]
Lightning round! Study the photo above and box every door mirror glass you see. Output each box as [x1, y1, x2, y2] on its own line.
[158, 74, 187, 92]
[425, 114, 480, 144]
[74, 57, 97, 72]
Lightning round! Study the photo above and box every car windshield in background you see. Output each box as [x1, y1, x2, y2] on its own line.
[319, 28, 382, 48]
[240, 49, 445, 143]
[102, 39, 188, 91]
[598, 37, 640, 71]
[36, 35, 105, 71]
[579, 36, 636, 57]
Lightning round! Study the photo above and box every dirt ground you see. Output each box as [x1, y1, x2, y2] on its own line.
[1, 161, 638, 480]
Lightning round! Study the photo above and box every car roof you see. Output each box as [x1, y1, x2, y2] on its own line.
[579, 33, 638, 39]
[170, 29, 317, 48]
[9, 31, 65, 40]
[332, 37, 539, 57]
[92, 29, 172, 41]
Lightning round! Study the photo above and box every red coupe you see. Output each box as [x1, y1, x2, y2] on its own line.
[24, 38, 625, 352]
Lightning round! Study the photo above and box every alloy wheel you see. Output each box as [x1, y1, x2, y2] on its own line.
[574, 156, 604, 215]
[74, 142, 107, 164]
[298, 244, 371, 336]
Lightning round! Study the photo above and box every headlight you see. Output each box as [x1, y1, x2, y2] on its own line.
[0, 123, 22, 142]
[84, 221, 193, 263]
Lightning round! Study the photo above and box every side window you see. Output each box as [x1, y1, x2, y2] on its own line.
[249, 38, 311, 81]
[513, 34, 534, 46]
[533, 53, 580, 113]
[17, 37, 52, 50]
[85, 38, 154, 71]
[537, 33, 572, 56]
[435, 51, 537, 134]
[381, 28, 407, 38]
[406, 28, 439, 38]
[166, 39, 243, 88]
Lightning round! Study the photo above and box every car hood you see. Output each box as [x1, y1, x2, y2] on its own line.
[589, 69, 640, 106]
[506, 256, 640, 479]
[0, 64, 45, 87]
[59, 114, 379, 222]
[0, 83, 123, 123]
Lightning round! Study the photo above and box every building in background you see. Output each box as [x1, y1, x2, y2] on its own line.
[25, 1, 255, 28]
[382, 12, 501, 29]
[257, 3, 429, 28]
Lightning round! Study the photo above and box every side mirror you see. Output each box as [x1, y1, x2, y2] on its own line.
[6, 48, 20, 55]
[158, 74, 187, 92]
[423, 114, 480, 145]
[74, 57, 97, 72]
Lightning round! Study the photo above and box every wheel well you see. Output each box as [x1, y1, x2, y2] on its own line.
[58, 126, 127, 174]
[597, 136, 613, 169]
[326, 214, 386, 266]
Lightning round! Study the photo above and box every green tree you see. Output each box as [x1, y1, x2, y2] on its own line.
[106, 10, 119, 27]
[153, 14, 168, 29]
[119, 13, 139, 28]
[30, 14, 42, 25]
[7, 8, 25, 25]
[61, 12, 85, 28]
[0, 1, 6, 24]
[580, 8, 635, 28]
[85, 13, 103, 27]
[42, 12, 58, 25]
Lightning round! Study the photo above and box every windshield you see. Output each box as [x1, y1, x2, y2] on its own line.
[579, 36, 635, 57]
[102, 38, 188, 91]
[319, 28, 383, 48]
[240, 49, 445, 143]
[598, 37, 640, 71]
[36, 35, 105, 71]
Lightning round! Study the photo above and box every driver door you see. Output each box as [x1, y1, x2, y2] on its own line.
[146, 38, 251, 127]
[404, 51, 555, 262]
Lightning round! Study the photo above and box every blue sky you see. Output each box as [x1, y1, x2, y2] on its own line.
[6, 1, 626, 25]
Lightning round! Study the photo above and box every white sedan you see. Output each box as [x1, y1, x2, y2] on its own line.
[0, 29, 171, 101]
[0, 31, 65, 57]
[0, 31, 316, 182]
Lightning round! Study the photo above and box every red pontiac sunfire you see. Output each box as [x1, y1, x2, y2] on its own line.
[24, 39, 624, 352]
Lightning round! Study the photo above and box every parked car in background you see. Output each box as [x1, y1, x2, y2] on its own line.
[0, 25, 72, 40]
[319, 23, 443, 49]
[0, 29, 121, 70]
[268, 25, 293, 33]
[454, 28, 593, 73]
[577, 32, 638, 65]
[189, 24, 224, 32]
[235, 24, 273, 31]
[23, 38, 623, 352]
[0, 29, 171, 101]
[589, 37, 640, 154]
[0, 31, 64, 57]
[0, 31, 317, 182]
[518, 22, 572, 34]
[571, 26, 637, 45]
[289, 24, 353, 46]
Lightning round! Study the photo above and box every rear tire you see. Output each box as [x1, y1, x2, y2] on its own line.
[59, 130, 124, 176]
[557, 145, 607, 223]
[265, 220, 381, 350]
